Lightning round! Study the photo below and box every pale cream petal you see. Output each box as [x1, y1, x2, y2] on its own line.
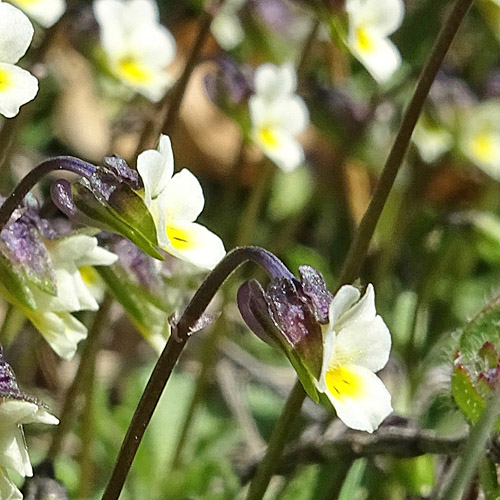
[0, 4, 34, 64]
[20, 407, 59, 426]
[10, 0, 65, 28]
[347, 0, 404, 37]
[0, 468, 22, 500]
[254, 62, 296, 98]
[162, 222, 226, 270]
[335, 283, 376, 329]
[129, 23, 176, 70]
[328, 284, 360, 327]
[0, 63, 38, 118]
[322, 364, 392, 432]
[76, 245, 118, 267]
[0, 421, 32, 476]
[266, 96, 309, 136]
[46, 234, 97, 263]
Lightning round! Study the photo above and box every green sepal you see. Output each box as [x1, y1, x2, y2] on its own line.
[71, 182, 164, 261]
[0, 248, 36, 311]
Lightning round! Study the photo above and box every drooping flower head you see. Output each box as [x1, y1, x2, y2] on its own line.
[249, 63, 309, 172]
[0, 346, 58, 497]
[6, 0, 65, 28]
[238, 261, 392, 432]
[345, 0, 404, 83]
[137, 135, 226, 270]
[93, 0, 176, 101]
[0, 2, 38, 118]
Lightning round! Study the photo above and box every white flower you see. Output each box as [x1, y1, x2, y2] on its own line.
[317, 284, 392, 432]
[249, 63, 309, 172]
[137, 135, 226, 270]
[412, 118, 453, 164]
[6, 0, 65, 28]
[93, 0, 176, 102]
[0, 3, 38, 118]
[459, 102, 500, 179]
[210, 0, 245, 50]
[0, 467, 22, 500]
[0, 400, 58, 478]
[346, 0, 404, 83]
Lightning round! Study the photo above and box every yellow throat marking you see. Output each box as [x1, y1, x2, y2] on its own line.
[0, 69, 12, 92]
[325, 365, 365, 401]
[470, 132, 497, 163]
[117, 57, 154, 85]
[166, 225, 195, 251]
[355, 26, 375, 54]
[257, 126, 280, 151]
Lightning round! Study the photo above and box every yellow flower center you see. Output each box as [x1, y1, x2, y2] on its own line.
[13, 0, 39, 5]
[166, 225, 195, 251]
[470, 132, 497, 163]
[117, 57, 154, 85]
[325, 365, 364, 401]
[257, 125, 280, 151]
[355, 26, 375, 54]
[0, 69, 12, 92]
[79, 266, 99, 286]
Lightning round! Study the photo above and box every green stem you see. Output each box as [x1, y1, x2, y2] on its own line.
[438, 387, 500, 500]
[245, 381, 306, 500]
[340, 0, 475, 284]
[47, 295, 112, 461]
[0, 304, 26, 348]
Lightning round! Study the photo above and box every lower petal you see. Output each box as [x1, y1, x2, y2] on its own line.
[0, 63, 38, 118]
[322, 363, 392, 433]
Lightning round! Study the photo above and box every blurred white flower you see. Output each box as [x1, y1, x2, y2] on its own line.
[345, 0, 404, 83]
[0, 467, 21, 500]
[93, 0, 176, 101]
[412, 117, 453, 164]
[7, 0, 65, 28]
[211, 0, 245, 50]
[459, 101, 500, 179]
[249, 63, 309, 172]
[317, 284, 392, 432]
[0, 2, 38, 118]
[137, 135, 226, 270]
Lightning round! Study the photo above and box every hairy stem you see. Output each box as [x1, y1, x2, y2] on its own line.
[100, 247, 293, 500]
[340, 0, 475, 284]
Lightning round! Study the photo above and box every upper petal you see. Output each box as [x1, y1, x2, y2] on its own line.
[0, 4, 34, 64]
[347, 0, 404, 37]
[328, 284, 360, 327]
[160, 169, 205, 223]
[254, 62, 297, 98]
[129, 23, 176, 70]
[335, 283, 376, 330]
[10, 0, 66, 28]
[321, 363, 392, 432]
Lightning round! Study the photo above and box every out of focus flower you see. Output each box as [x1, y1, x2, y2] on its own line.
[459, 101, 500, 179]
[249, 63, 309, 172]
[137, 135, 226, 270]
[345, 0, 404, 83]
[0, 347, 58, 498]
[7, 0, 65, 28]
[0, 3, 38, 118]
[238, 258, 392, 432]
[211, 0, 245, 50]
[93, 0, 176, 101]
[412, 117, 453, 164]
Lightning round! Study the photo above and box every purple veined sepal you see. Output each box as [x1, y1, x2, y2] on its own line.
[50, 156, 163, 261]
[237, 264, 332, 403]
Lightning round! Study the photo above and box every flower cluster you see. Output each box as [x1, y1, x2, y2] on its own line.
[238, 261, 392, 432]
[93, 0, 176, 101]
[249, 63, 309, 172]
[0, 346, 58, 499]
[0, 1, 38, 118]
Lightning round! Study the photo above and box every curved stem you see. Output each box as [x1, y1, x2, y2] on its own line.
[0, 156, 96, 231]
[340, 0, 475, 284]
[100, 247, 293, 500]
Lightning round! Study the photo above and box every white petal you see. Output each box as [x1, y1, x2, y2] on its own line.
[0, 468, 22, 500]
[254, 63, 297, 99]
[129, 23, 176, 70]
[335, 283, 376, 329]
[21, 406, 59, 426]
[121, 0, 159, 27]
[211, 11, 244, 50]
[0, 63, 38, 118]
[322, 364, 392, 432]
[0, 4, 34, 64]
[46, 234, 97, 263]
[334, 316, 391, 372]
[137, 135, 174, 203]
[93, 0, 128, 59]
[10, 0, 66, 28]
[347, 0, 404, 37]
[26, 310, 87, 359]
[162, 221, 226, 270]
[348, 29, 401, 83]
[75, 245, 118, 267]
[328, 284, 360, 327]
[0, 401, 39, 425]
[0, 418, 32, 476]
[160, 169, 205, 223]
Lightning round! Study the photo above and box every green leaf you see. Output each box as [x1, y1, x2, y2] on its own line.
[72, 182, 164, 260]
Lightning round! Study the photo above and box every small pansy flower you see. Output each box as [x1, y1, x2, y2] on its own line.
[0, 2, 38, 118]
[137, 135, 226, 270]
[93, 0, 176, 102]
[0, 347, 58, 496]
[238, 261, 392, 432]
[345, 0, 404, 83]
[249, 63, 309, 172]
[6, 0, 65, 28]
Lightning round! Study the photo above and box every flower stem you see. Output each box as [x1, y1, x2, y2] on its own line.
[438, 386, 500, 500]
[100, 247, 293, 500]
[47, 295, 112, 461]
[340, 0, 475, 284]
[245, 381, 306, 500]
[0, 156, 96, 232]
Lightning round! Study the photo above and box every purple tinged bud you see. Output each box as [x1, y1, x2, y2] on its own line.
[298, 266, 333, 324]
[102, 155, 143, 191]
